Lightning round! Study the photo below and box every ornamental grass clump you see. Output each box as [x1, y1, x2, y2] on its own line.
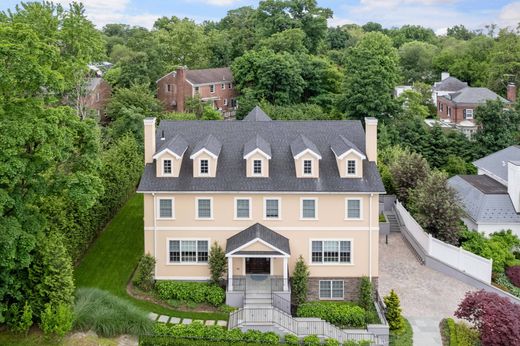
[74, 288, 152, 337]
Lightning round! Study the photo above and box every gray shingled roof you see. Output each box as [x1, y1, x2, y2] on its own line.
[290, 134, 321, 158]
[243, 134, 272, 158]
[243, 106, 272, 122]
[191, 134, 222, 158]
[226, 223, 290, 255]
[330, 135, 364, 158]
[448, 175, 520, 224]
[446, 87, 509, 104]
[156, 135, 188, 157]
[137, 119, 385, 193]
[433, 76, 468, 92]
[473, 145, 520, 183]
[86, 77, 102, 91]
[185, 67, 232, 85]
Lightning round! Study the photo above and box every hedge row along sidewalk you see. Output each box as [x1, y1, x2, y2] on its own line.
[74, 193, 228, 321]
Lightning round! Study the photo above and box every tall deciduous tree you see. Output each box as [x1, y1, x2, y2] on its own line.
[338, 32, 400, 120]
[389, 150, 430, 206]
[398, 41, 439, 84]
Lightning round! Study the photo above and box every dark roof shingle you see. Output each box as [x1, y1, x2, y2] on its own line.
[243, 106, 272, 122]
[156, 135, 188, 157]
[185, 67, 232, 85]
[191, 134, 222, 157]
[226, 223, 290, 255]
[330, 135, 364, 158]
[244, 134, 272, 158]
[290, 134, 321, 158]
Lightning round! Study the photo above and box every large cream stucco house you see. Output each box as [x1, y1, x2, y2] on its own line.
[137, 106, 385, 307]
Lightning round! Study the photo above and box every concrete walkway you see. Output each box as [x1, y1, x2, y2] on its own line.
[379, 232, 476, 346]
[147, 312, 228, 327]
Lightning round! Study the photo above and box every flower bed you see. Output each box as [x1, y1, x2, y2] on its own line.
[155, 281, 225, 307]
[296, 301, 367, 328]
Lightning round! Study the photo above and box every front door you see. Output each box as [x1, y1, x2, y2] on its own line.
[245, 258, 270, 274]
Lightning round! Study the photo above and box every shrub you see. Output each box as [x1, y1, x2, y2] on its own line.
[443, 318, 480, 346]
[7, 302, 33, 335]
[285, 334, 299, 345]
[455, 290, 520, 346]
[40, 303, 73, 337]
[303, 334, 320, 346]
[73, 288, 152, 337]
[133, 254, 156, 291]
[261, 331, 280, 344]
[155, 281, 225, 307]
[389, 317, 413, 346]
[291, 255, 310, 306]
[494, 272, 520, 298]
[358, 276, 373, 311]
[297, 301, 366, 328]
[324, 337, 340, 345]
[506, 265, 520, 288]
[384, 290, 404, 331]
[208, 242, 227, 285]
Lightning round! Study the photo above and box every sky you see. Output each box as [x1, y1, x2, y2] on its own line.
[1, 0, 519, 35]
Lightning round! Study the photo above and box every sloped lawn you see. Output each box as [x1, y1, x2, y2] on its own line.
[74, 193, 227, 321]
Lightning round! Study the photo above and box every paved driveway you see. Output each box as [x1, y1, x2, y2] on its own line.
[378, 232, 476, 346]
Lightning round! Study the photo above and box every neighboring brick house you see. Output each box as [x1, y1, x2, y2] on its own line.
[83, 77, 112, 119]
[156, 67, 238, 114]
[432, 72, 468, 106]
[137, 106, 384, 308]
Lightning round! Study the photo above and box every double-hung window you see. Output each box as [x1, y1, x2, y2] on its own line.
[311, 240, 351, 264]
[303, 160, 312, 175]
[235, 198, 251, 219]
[210, 84, 215, 93]
[346, 199, 361, 219]
[200, 159, 209, 175]
[347, 160, 356, 175]
[169, 240, 208, 263]
[228, 83, 232, 89]
[253, 160, 262, 175]
[301, 199, 317, 219]
[194, 86, 200, 94]
[319, 280, 344, 299]
[265, 198, 280, 219]
[197, 198, 212, 219]
[159, 199, 174, 219]
[464, 109, 473, 119]
[221, 83, 225, 90]
[163, 159, 172, 175]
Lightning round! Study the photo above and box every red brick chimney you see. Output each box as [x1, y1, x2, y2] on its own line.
[507, 83, 517, 103]
[176, 66, 187, 112]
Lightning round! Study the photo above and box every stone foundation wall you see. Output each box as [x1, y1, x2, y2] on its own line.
[307, 277, 379, 302]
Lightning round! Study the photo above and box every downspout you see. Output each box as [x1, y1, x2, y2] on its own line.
[153, 193, 157, 259]
[369, 193, 373, 282]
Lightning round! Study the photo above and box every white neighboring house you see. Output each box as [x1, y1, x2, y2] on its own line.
[432, 72, 468, 106]
[394, 85, 412, 98]
[448, 145, 520, 236]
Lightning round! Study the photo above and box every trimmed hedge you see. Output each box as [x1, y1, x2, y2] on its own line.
[296, 302, 366, 328]
[442, 318, 480, 346]
[155, 281, 225, 307]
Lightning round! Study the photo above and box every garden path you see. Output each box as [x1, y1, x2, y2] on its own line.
[147, 312, 228, 327]
[378, 232, 476, 346]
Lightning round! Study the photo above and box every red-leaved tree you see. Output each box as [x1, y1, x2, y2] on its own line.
[506, 266, 520, 288]
[455, 290, 520, 346]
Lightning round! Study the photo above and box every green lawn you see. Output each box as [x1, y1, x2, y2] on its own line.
[74, 193, 228, 321]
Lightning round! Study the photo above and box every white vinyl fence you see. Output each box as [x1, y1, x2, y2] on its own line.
[395, 201, 493, 284]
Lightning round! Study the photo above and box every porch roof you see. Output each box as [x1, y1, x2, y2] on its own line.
[233, 250, 283, 256]
[225, 223, 290, 256]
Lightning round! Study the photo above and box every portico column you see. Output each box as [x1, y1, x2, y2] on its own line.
[228, 257, 233, 291]
[283, 257, 288, 291]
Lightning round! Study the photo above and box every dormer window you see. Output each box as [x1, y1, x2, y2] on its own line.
[253, 160, 262, 175]
[200, 159, 209, 175]
[303, 160, 312, 175]
[347, 160, 356, 175]
[163, 159, 172, 175]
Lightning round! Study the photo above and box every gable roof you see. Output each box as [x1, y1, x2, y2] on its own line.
[445, 87, 509, 104]
[137, 119, 385, 193]
[86, 77, 103, 92]
[154, 135, 188, 159]
[330, 135, 366, 159]
[290, 134, 321, 159]
[473, 145, 520, 183]
[448, 175, 520, 224]
[186, 67, 233, 85]
[433, 76, 468, 92]
[243, 106, 272, 122]
[190, 134, 222, 159]
[225, 223, 290, 255]
[243, 134, 272, 159]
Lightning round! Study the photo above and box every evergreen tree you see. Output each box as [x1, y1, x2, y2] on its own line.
[384, 290, 404, 331]
[291, 255, 310, 306]
[208, 242, 227, 285]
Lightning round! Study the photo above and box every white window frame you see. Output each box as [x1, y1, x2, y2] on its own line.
[210, 84, 215, 93]
[224, 98, 228, 106]
[319, 280, 344, 300]
[166, 238, 210, 265]
[300, 198, 318, 220]
[162, 158, 173, 176]
[465, 108, 474, 119]
[263, 197, 282, 220]
[195, 197, 213, 220]
[345, 198, 363, 220]
[157, 198, 175, 220]
[253, 159, 263, 176]
[309, 239, 353, 266]
[194, 86, 200, 94]
[96, 92, 100, 101]
[228, 83, 232, 89]
[221, 83, 225, 90]
[199, 159, 210, 176]
[234, 197, 252, 220]
[303, 159, 313, 176]
[346, 160, 356, 176]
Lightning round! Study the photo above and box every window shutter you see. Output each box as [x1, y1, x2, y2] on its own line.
[463, 109, 466, 118]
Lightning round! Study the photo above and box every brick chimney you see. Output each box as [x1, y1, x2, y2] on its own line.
[507, 83, 517, 103]
[365, 117, 378, 163]
[144, 117, 156, 164]
[176, 66, 187, 112]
